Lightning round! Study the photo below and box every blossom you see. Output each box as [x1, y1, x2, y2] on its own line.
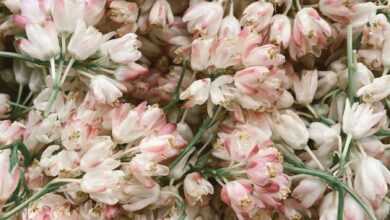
[357, 75, 390, 103]
[129, 154, 169, 188]
[149, 0, 174, 28]
[52, 0, 85, 33]
[184, 172, 214, 206]
[68, 20, 105, 60]
[342, 100, 386, 139]
[101, 33, 142, 64]
[108, 0, 139, 24]
[89, 75, 126, 104]
[114, 63, 149, 81]
[0, 120, 24, 145]
[190, 37, 213, 71]
[19, 22, 60, 60]
[293, 70, 318, 105]
[179, 78, 211, 108]
[240, 1, 274, 32]
[269, 14, 291, 49]
[183, 1, 223, 37]
[353, 156, 390, 209]
[84, 0, 107, 26]
[0, 150, 20, 203]
[219, 10, 240, 39]
[0, 94, 10, 118]
[242, 44, 285, 68]
[39, 145, 80, 176]
[19, 0, 48, 24]
[292, 177, 327, 208]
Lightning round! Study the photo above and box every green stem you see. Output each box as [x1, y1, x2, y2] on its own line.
[0, 51, 45, 65]
[169, 117, 212, 169]
[339, 134, 353, 175]
[0, 182, 67, 220]
[347, 25, 356, 102]
[337, 188, 345, 220]
[163, 64, 186, 112]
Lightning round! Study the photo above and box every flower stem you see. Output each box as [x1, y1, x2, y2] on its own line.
[0, 51, 45, 65]
[337, 188, 345, 220]
[347, 25, 356, 102]
[163, 64, 186, 112]
[60, 58, 75, 85]
[339, 134, 353, 175]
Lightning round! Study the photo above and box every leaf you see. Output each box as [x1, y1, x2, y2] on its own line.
[16, 142, 32, 167]
[9, 144, 19, 172]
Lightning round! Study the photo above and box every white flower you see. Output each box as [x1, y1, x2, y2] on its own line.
[353, 156, 390, 209]
[39, 145, 80, 176]
[293, 70, 318, 105]
[3, 0, 20, 13]
[357, 75, 390, 103]
[292, 177, 327, 208]
[100, 33, 142, 64]
[342, 100, 386, 139]
[84, 0, 107, 26]
[19, 22, 60, 60]
[68, 20, 105, 60]
[0, 150, 20, 203]
[272, 110, 309, 150]
[0, 120, 24, 145]
[52, 0, 85, 33]
[180, 78, 211, 108]
[241, 1, 274, 32]
[20, 0, 47, 24]
[184, 172, 214, 206]
[81, 170, 124, 205]
[89, 75, 126, 104]
[210, 75, 236, 107]
[149, 0, 174, 28]
[190, 37, 213, 71]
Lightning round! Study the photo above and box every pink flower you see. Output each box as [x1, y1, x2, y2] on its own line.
[180, 78, 211, 108]
[190, 37, 213, 71]
[100, 33, 142, 64]
[184, 172, 214, 206]
[183, 1, 223, 37]
[269, 15, 291, 49]
[219, 10, 241, 39]
[221, 180, 258, 220]
[84, 0, 107, 26]
[254, 174, 289, 208]
[242, 44, 285, 68]
[89, 75, 126, 104]
[240, 1, 274, 32]
[114, 63, 149, 81]
[120, 179, 160, 211]
[210, 37, 241, 69]
[80, 136, 120, 172]
[0, 150, 20, 203]
[293, 69, 318, 105]
[0, 120, 24, 145]
[19, 0, 49, 24]
[129, 154, 169, 188]
[108, 0, 138, 24]
[149, 0, 174, 28]
[319, 0, 377, 27]
[39, 145, 80, 176]
[292, 177, 327, 208]
[111, 102, 166, 144]
[246, 147, 283, 186]
[289, 8, 332, 60]
[210, 75, 237, 107]
[138, 133, 186, 162]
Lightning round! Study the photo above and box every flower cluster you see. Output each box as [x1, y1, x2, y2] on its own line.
[0, 0, 389, 220]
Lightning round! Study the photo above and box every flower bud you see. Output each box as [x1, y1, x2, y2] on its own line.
[357, 137, 387, 159]
[52, 0, 85, 33]
[276, 90, 294, 109]
[357, 75, 390, 103]
[101, 33, 142, 64]
[184, 172, 214, 206]
[315, 70, 338, 99]
[241, 1, 274, 32]
[84, 0, 106, 26]
[269, 14, 291, 49]
[292, 177, 326, 208]
[108, 0, 139, 24]
[0, 150, 20, 203]
[271, 110, 309, 150]
[0, 120, 24, 145]
[13, 60, 30, 85]
[353, 156, 390, 209]
[90, 75, 126, 104]
[358, 49, 383, 71]
[190, 37, 213, 71]
[219, 11, 240, 39]
[39, 145, 80, 177]
[242, 44, 285, 68]
[293, 70, 318, 105]
[114, 63, 149, 81]
[149, 0, 174, 28]
[180, 78, 211, 108]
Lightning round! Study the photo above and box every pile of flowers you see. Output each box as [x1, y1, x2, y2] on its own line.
[0, 0, 389, 219]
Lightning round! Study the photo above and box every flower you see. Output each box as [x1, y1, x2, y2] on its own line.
[242, 44, 285, 68]
[39, 145, 80, 176]
[219, 10, 240, 39]
[89, 75, 126, 104]
[120, 179, 160, 211]
[81, 170, 124, 205]
[184, 172, 214, 206]
[129, 154, 169, 188]
[149, 0, 174, 28]
[342, 100, 386, 139]
[180, 78, 211, 108]
[52, 0, 85, 33]
[293, 70, 318, 105]
[357, 75, 390, 103]
[19, 0, 48, 24]
[210, 37, 240, 69]
[271, 110, 309, 150]
[84, 0, 107, 26]
[114, 63, 149, 81]
[3, 0, 20, 13]
[240, 1, 274, 32]
[319, 192, 366, 220]
[221, 180, 258, 220]
[289, 8, 332, 60]
[68, 20, 105, 60]
[101, 33, 142, 64]
[183, 1, 223, 37]
[292, 177, 327, 208]
[111, 102, 166, 144]
[190, 37, 213, 71]
[0, 150, 20, 203]
[108, 0, 139, 24]
[269, 14, 291, 49]
[353, 156, 390, 209]
[0, 120, 24, 145]
[210, 75, 237, 107]
[19, 22, 60, 60]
